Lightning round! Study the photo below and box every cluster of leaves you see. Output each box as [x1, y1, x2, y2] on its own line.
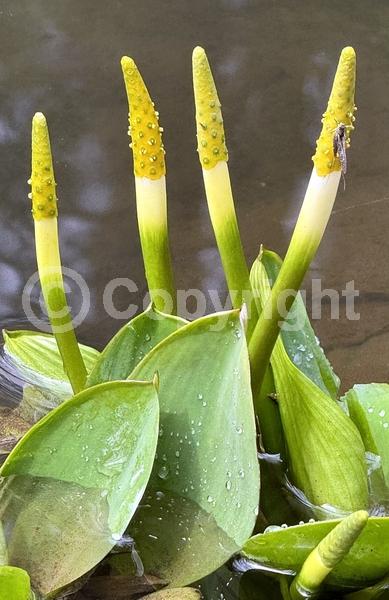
[2, 252, 389, 600]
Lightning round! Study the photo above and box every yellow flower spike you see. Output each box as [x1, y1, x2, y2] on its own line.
[121, 57, 176, 314]
[249, 48, 357, 394]
[30, 112, 58, 219]
[30, 113, 87, 394]
[121, 56, 165, 180]
[192, 47, 258, 336]
[312, 46, 356, 176]
[193, 46, 228, 168]
[290, 511, 368, 599]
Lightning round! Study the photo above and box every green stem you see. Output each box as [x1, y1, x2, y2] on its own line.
[35, 220, 87, 394]
[30, 113, 87, 394]
[192, 47, 258, 337]
[135, 177, 176, 314]
[248, 235, 314, 394]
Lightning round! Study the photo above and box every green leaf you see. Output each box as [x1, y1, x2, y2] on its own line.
[142, 589, 201, 599]
[345, 383, 389, 498]
[0, 566, 32, 600]
[0, 380, 159, 597]
[250, 249, 340, 398]
[87, 304, 186, 387]
[128, 310, 260, 587]
[270, 341, 368, 513]
[3, 329, 99, 391]
[242, 517, 389, 588]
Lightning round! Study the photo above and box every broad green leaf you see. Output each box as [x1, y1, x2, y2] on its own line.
[0, 566, 32, 600]
[270, 341, 368, 514]
[2, 329, 99, 393]
[242, 517, 389, 588]
[87, 304, 186, 387]
[0, 380, 159, 597]
[345, 383, 389, 498]
[250, 249, 340, 398]
[143, 589, 201, 599]
[128, 310, 260, 587]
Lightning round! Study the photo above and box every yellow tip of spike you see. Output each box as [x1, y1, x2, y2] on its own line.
[192, 47, 228, 169]
[312, 47, 357, 176]
[30, 112, 58, 220]
[318, 510, 368, 568]
[121, 56, 166, 180]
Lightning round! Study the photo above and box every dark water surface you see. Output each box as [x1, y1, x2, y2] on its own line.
[0, 2, 389, 396]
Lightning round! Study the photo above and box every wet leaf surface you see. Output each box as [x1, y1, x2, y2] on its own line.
[243, 517, 389, 588]
[0, 380, 159, 597]
[128, 310, 260, 587]
[87, 304, 186, 387]
[345, 383, 389, 499]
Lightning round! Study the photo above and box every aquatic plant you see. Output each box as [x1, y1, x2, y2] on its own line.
[0, 45, 387, 600]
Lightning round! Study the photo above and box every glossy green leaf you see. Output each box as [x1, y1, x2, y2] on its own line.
[242, 517, 389, 588]
[0, 380, 159, 597]
[3, 329, 99, 391]
[250, 249, 340, 398]
[87, 304, 186, 387]
[0, 566, 32, 600]
[143, 589, 201, 599]
[345, 384, 389, 494]
[270, 341, 368, 513]
[128, 310, 260, 587]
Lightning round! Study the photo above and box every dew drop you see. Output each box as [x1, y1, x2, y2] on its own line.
[158, 465, 169, 480]
[264, 525, 282, 533]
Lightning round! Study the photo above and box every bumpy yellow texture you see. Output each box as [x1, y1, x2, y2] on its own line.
[192, 47, 228, 169]
[318, 510, 368, 568]
[121, 57, 165, 180]
[30, 113, 58, 220]
[312, 47, 356, 176]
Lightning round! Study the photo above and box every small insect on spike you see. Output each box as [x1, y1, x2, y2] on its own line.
[121, 57, 165, 180]
[332, 121, 351, 190]
[312, 47, 356, 177]
[30, 113, 58, 219]
[192, 46, 228, 168]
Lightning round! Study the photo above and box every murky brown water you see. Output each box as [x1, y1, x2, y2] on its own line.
[1, 1, 389, 392]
